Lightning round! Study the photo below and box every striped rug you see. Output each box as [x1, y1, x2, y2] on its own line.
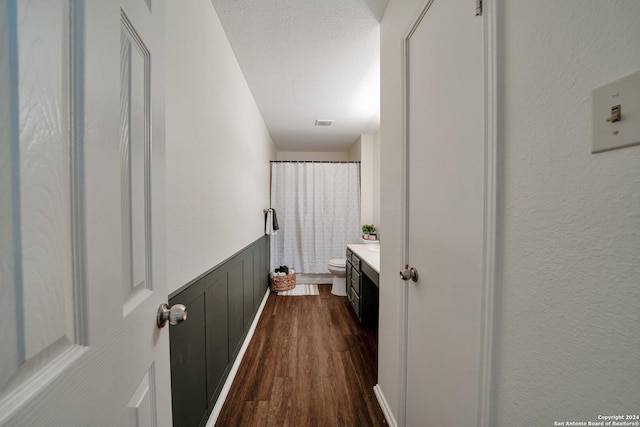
[278, 284, 319, 296]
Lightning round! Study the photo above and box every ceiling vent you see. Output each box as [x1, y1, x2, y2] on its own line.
[315, 120, 333, 127]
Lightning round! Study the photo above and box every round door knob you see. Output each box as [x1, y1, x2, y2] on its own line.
[399, 266, 418, 282]
[157, 303, 187, 328]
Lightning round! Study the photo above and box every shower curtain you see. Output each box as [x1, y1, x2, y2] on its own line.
[270, 162, 361, 274]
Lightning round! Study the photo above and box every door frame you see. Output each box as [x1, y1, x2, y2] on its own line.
[400, 0, 498, 426]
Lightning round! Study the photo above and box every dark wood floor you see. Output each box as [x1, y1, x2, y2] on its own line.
[215, 285, 386, 426]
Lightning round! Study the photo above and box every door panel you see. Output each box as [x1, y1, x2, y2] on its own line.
[120, 8, 153, 314]
[18, 0, 75, 362]
[0, 1, 85, 414]
[125, 366, 157, 427]
[405, 0, 485, 425]
[0, 0, 171, 425]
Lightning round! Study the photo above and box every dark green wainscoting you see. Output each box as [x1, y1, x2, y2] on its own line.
[168, 235, 270, 427]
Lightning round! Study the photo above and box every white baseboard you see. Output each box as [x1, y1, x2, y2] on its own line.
[374, 384, 398, 427]
[205, 287, 271, 427]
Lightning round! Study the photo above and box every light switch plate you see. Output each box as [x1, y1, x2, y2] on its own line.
[592, 70, 640, 153]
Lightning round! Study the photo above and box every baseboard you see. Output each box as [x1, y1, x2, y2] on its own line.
[374, 384, 398, 427]
[205, 287, 271, 427]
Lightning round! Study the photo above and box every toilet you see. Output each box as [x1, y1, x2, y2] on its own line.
[327, 258, 347, 296]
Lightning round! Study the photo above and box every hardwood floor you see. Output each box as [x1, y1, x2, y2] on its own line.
[215, 285, 386, 426]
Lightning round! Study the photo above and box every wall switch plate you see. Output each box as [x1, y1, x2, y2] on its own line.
[592, 70, 640, 153]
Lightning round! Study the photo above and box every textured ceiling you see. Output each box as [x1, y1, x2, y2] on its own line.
[211, 0, 388, 152]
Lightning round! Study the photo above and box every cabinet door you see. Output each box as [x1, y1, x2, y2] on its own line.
[351, 267, 361, 296]
[361, 272, 379, 337]
[349, 286, 361, 320]
[346, 260, 353, 298]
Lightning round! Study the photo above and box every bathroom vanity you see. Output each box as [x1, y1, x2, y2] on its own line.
[346, 244, 380, 339]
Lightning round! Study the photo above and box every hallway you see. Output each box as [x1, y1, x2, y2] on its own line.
[3, 1, 639, 425]
[215, 285, 385, 426]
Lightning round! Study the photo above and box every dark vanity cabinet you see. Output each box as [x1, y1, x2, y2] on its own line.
[346, 247, 379, 339]
[346, 248, 361, 320]
[360, 260, 379, 337]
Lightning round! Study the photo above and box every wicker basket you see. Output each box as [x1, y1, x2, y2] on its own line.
[270, 273, 296, 292]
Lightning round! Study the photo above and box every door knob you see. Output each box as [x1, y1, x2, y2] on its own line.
[157, 303, 187, 328]
[399, 266, 418, 282]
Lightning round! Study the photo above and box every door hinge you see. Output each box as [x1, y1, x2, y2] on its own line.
[475, 0, 483, 16]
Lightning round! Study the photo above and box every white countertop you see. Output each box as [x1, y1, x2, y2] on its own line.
[347, 244, 380, 273]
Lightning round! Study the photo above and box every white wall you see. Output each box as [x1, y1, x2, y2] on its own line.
[371, 130, 381, 233]
[360, 134, 374, 226]
[348, 136, 362, 161]
[379, 0, 640, 424]
[276, 151, 348, 161]
[166, 0, 276, 294]
[349, 133, 381, 230]
[494, 1, 640, 424]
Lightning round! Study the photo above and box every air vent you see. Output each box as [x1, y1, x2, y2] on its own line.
[315, 120, 333, 127]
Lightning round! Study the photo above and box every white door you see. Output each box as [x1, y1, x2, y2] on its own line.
[403, 0, 492, 425]
[0, 0, 172, 425]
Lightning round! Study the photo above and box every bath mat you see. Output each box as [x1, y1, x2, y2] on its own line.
[278, 284, 319, 296]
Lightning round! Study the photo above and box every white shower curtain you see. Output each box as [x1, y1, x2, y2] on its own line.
[270, 162, 361, 274]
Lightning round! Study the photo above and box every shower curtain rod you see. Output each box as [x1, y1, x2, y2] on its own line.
[270, 160, 360, 163]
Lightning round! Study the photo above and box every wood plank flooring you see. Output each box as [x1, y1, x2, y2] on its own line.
[215, 285, 386, 426]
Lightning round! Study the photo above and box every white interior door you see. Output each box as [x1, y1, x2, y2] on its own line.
[0, 0, 171, 425]
[403, 0, 489, 425]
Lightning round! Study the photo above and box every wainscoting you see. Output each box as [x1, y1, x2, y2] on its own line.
[168, 236, 270, 427]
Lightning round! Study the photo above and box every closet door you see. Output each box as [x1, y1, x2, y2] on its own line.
[402, 0, 493, 425]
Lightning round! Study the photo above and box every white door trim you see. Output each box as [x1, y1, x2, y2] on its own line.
[400, 1, 498, 426]
[477, 1, 498, 425]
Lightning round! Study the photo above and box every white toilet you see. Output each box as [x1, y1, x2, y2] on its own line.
[327, 258, 347, 296]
